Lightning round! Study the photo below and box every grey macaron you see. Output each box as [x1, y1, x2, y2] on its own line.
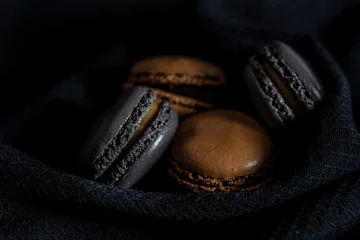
[77, 86, 178, 188]
[243, 41, 324, 128]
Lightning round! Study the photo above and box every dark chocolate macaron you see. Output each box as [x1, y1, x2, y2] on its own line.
[243, 41, 324, 128]
[168, 110, 274, 192]
[76, 86, 178, 188]
[122, 56, 227, 119]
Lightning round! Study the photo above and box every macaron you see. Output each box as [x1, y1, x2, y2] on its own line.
[243, 41, 324, 128]
[168, 110, 274, 192]
[122, 56, 227, 118]
[76, 86, 178, 188]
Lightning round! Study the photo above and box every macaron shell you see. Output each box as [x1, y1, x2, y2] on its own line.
[78, 87, 156, 180]
[244, 57, 295, 128]
[171, 110, 274, 179]
[77, 87, 152, 168]
[112, 104, 178, 188]
[131, 56, 226, 82]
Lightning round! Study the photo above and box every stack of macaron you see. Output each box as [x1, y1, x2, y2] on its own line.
[76, 41, 324, 192]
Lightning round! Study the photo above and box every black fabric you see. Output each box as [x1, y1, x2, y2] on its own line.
[1, 0, 360, 239]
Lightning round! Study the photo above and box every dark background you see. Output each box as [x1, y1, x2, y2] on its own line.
[1, 0, 360, 239]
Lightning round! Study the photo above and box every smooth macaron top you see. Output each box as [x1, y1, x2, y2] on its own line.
[171, 110, 274, 179]
[130, 56, 226, 82]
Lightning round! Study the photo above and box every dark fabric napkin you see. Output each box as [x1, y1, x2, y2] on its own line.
[1, 0, 360, 239]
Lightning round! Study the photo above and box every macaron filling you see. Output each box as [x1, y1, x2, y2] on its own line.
[122, 98, 162, 151]
[130, 72, 224, 87]
[169, 157, 273, 192]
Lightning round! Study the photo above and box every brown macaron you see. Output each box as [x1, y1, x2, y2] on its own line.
[122, 56, 227, 119]
[168, 110, 274, 192]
